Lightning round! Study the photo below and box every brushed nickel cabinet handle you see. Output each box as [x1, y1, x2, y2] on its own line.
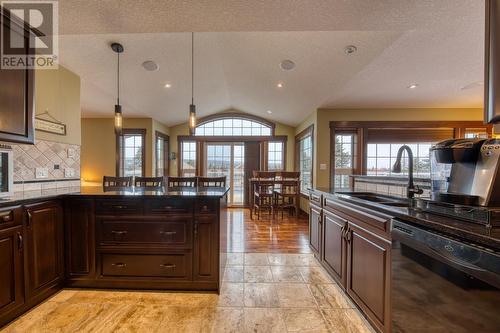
[0, 211, 12, 222]
[26, 210, 32, 227]
[160, 263, 176, 269]
[160, 231, 176, 236]
[112, 263, 127, 268]
[194, 222, 198, 236]
[111, 230, 128, 235]
[113, 205, 127, 209]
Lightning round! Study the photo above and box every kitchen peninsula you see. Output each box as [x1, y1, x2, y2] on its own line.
[0, 186, 229, 327]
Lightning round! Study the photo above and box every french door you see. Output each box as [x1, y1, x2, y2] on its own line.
[205, 143, 245, 206]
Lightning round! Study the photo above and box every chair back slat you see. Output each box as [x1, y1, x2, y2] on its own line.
[134, 176, 164, 189]
[167, 176, 197, 188]
[198, 176, 226, 188]
[103, 176, 133, 189]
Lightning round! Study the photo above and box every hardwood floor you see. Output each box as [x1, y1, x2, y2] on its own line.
[224, 208, 311, 254]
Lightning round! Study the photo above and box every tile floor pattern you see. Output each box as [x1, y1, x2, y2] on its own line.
[2, 253, 374, 333]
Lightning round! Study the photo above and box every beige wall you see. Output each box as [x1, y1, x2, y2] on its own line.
[35, 65, 81, 145]
[315, 108, 483, 188]
[81, 117, 169, 184]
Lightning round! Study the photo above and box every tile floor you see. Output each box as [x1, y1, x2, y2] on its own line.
[2, 253, 374, 333]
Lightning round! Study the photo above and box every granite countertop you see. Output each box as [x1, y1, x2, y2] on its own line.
[311, 187, 500, 251]
[0, 186, 229, 208]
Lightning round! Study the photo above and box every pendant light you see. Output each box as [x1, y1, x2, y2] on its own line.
[111, 42, 124, 135]
[189, 32, 196, 135]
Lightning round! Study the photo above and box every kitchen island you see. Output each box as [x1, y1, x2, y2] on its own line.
[0, 186, 229, 327]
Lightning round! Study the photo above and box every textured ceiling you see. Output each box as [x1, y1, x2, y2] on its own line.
[57, 0, 485, 126]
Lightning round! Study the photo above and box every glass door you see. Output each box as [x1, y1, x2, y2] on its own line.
[206, 143, 245, 206]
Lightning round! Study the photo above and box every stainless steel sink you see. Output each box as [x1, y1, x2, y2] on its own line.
[337, 191, 409, 208]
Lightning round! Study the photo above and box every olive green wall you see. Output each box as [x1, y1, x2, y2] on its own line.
[35, 65, 81, 145]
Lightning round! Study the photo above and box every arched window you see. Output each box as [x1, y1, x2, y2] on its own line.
[195, 114, 273, 136]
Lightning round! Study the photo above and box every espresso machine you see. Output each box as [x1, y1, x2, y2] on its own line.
[417, 138, 500, 227]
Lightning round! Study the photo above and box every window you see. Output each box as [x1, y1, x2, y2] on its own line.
[296, 126, 314, 193]
[334, 133, 357, 188]
[117, 129, 145, 177]
[180, 141, 197, 176]
[155, 132, 169, 176]
[465, 128, 489, 139]
[195, 117, 272, 136]
[366, 142, 432, 178]
[267, 141, 284, 170]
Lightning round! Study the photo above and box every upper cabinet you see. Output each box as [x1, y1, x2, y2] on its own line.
[0, 10, 35, 144]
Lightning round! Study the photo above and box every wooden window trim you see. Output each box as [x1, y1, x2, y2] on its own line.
[329, 120, 493, 189]
[116, 128, 146, 177]
[295, 125, 314, 194]
[155, 131, 169, 177]
[177, 135, 287, 142]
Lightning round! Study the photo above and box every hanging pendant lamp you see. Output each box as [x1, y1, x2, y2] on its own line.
[189, 32, 196, 135]
[111, 42, 124, 135]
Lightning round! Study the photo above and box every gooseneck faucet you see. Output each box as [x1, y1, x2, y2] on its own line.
[392, 145, 423, 199]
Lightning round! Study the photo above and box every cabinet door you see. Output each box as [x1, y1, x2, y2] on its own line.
[0, 226, 24, 318]
[25, 201, 64, 298]
[0, 13, 34, 144]
[346, 222, 391, 333]
[65, 199, 95, 281]
[322, 210, 346, 287]
[309, 203, 322, 257]
[193, 215, 218, 282]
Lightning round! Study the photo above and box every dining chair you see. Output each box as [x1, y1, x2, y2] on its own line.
[252, 171, 276, 219]
[274, 172, 300, 218]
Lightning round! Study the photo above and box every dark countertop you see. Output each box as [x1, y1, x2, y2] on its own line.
[311, 187, 500, 251]
[0, 186, 229, 208]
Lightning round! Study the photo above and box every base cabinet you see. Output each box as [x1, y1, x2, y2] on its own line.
[0, 226, 24, 320]
[193, 215, 218, 282]
[346, 222, 391, 333]
[24, 201, 64, 300]
[322, 210, 347, 287]
[309, 203, 322, 257]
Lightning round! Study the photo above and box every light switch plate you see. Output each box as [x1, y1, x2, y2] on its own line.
[320, 163, 327, 170]
[64, 168, 75, 178]
[67, 148, 76, 159]
[35, 167, 48, 179]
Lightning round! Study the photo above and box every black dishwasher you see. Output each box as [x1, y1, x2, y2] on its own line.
[391, 219, 500, 333]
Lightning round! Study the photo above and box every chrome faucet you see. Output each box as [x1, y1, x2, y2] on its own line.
[392, 145, 423, 199]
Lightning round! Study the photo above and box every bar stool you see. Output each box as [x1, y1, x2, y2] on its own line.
[167, 176, 197, 188]
[102, 176, 133, 191]
[197, 176, 226, 188]
[134, 176, 164, 190]
[274, 172, 300, 218]
[252, 171, 276, 220]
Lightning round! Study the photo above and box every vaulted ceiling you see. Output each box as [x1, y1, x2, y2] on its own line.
[56, 0, 485, 126]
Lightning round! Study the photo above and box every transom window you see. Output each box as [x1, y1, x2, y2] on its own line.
[195, 118, 272, 136]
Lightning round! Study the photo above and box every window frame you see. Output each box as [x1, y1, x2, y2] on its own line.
[295, 125, 314, 195]
[155, 131, 169, 177]
[178, 139, 199, 176]
[116, 128, 146, 177]
[329, 121, 493, 189]
[195, 113, 276, 136]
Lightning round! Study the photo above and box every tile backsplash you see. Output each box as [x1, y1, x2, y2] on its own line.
[11, 139, 81, 192]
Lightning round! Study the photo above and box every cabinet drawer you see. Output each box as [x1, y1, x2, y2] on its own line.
[96, 200, 143, 215]
[0, 206, 22, 230]
[98, 220, 191, 247]
[101, 253, 191, 279]
[145, 199, 192, 215]
[309, 191, 322, 206]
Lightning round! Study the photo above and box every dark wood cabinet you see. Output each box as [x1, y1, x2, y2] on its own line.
[309, 203, 322, 257]
[0, 226, 24, 322]
[0, 11, 35, 144]
[24, 201, 64, 300]
[322, 210, 347, 287]
[346, 222, 391, 333]
[65, 199, 95, 283]
[193, 215, 218, 282]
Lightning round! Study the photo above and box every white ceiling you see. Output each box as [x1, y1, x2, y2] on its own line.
[57, 0, 485, 126]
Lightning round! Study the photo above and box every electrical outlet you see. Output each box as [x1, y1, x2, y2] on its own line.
[64, 168, 75, 178]
[320, 163, 327, 170]
[67, 148, 75, 159]
[35, 167, 48, 179]
[54, 164, 60, 170]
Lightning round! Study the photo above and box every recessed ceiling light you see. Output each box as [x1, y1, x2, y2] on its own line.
[164, 83, 172, 88]
[280, 60, 295, 71]
[344, 45, 357, 55]
[267, 110, 272, 114]
[142, 60, 159, 71]
[277, 82, 284, 88]
[407, 83, 419, 89]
